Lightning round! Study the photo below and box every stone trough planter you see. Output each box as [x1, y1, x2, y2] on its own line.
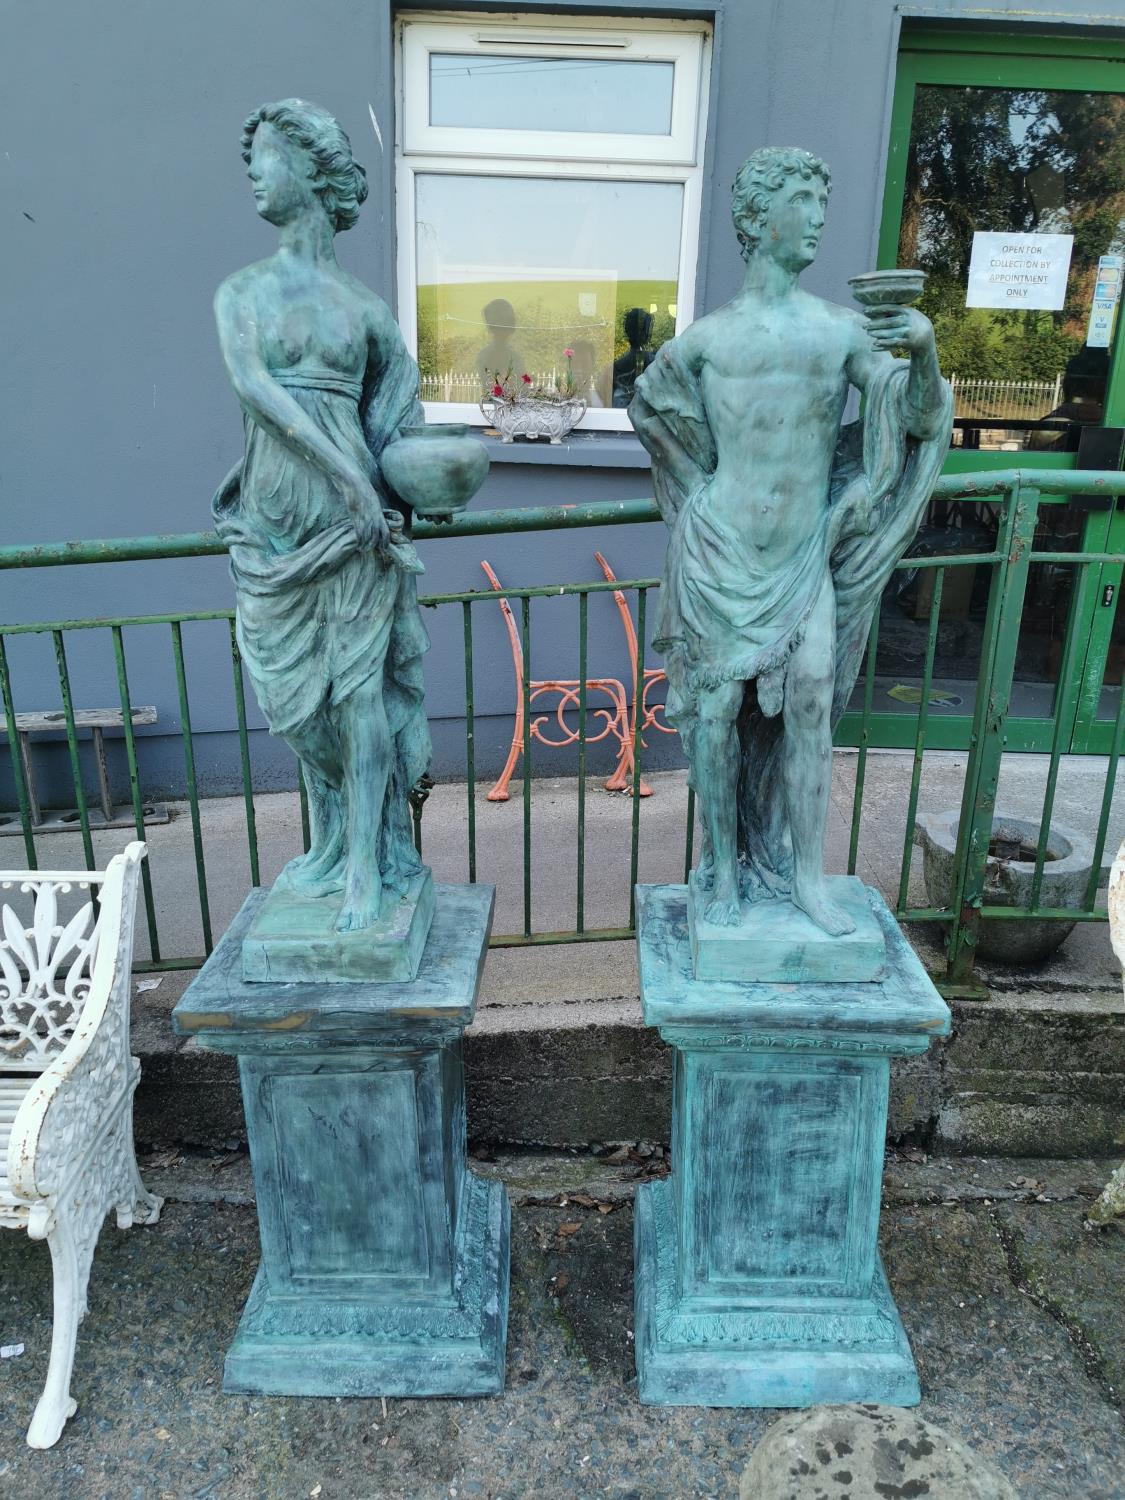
[914, 810, 1109, 964]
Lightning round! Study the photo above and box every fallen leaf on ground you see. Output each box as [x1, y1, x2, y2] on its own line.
[557, 1221, 582, 1237]
[548, 1272, 570, 1296]
[155, 1427, 171, 1441]
[143, 1149, 182, 1170]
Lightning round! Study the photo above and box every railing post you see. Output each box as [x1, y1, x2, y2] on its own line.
[945, 481, 1040, 989]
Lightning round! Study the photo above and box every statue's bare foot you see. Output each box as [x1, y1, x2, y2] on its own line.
[335, 871, 384, 932]
[276, 850, 345, 897]
[792, 879, 855, 937]
[704, 877, 742, 927]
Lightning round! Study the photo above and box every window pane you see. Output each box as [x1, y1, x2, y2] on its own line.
[429, 53, 676, 135]
[897, 84, 1125, 453]
[415, 174, 683, 409]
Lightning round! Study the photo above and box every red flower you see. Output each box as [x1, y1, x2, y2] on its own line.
[492, 383, 504, 397]
[563, 347, 574, 358]
[521, 373, 532, 384]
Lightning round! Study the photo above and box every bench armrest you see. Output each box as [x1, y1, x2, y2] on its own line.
[8, 844, 146, 1214]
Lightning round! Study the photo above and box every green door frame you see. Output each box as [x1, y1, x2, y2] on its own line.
[850, 24, 1125, 755]
[1069, 504, 1125, 753]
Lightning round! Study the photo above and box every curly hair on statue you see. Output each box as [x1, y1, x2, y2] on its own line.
[731, 147, 831, 261]
[241, 98, 368, 234]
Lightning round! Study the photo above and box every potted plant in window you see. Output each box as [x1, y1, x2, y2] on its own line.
[479, 351, 588, 443]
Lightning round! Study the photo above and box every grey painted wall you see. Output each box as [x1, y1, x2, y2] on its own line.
[3, 0, 1120, 802]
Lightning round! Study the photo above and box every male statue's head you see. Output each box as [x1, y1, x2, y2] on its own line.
[241, 99, 368, 234]
[731, 147, 831, 273]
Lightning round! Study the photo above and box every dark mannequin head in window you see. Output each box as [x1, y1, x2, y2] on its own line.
[611, 307, 657, 407]
[1026, 345, 1109, 452]
[623, 307, 654, 352]
[475, 297, 525, 385]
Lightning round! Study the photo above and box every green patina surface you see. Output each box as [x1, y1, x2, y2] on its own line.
[687, 871, 885, 983]
[241, 868, 435, 984]
[634, 882, 950, 1408]
[211, 99, 488, 955]
[172, 883, 509, 1397]
[629, 145, 952, 944]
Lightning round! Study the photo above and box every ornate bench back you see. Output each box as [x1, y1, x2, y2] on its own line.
[0, 845, 144, 1073]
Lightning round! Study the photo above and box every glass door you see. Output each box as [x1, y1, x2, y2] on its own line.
[839, 29, 1125, 753]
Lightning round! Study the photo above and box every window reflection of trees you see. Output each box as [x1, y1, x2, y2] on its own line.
[899, 86, 1125, 386]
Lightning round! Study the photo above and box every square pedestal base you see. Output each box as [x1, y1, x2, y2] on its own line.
[224, 1173, 510, 1398]
[634, 1179, 919, 1408]
[174, 883, 508, 1400]
[688, 871, 885, 983]
[241, 868, 434, 984]
[634, 883, 950, 1410]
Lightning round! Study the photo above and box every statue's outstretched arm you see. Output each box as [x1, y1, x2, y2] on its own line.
[847, 308, 946, 441]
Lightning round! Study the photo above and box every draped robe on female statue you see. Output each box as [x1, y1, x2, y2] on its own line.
[212, 343, 430, 895]
[630, 342, 953, 900]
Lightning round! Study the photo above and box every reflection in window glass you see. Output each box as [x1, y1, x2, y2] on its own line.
[414, 175, 683, 408]
[846, 498, 1088, 724]
[429, 54, 676, 135]
[897, 84, 1125, 452]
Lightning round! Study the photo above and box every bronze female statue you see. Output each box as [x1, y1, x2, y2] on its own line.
[212, 100, 430, 934]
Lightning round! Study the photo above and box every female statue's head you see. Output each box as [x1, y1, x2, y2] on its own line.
[241, 99, 368, 233]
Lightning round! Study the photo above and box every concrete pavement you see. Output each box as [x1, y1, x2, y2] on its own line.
[0, 1153, 1121, 1500]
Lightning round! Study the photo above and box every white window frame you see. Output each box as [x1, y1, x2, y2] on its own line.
[395, 10, 712, 433]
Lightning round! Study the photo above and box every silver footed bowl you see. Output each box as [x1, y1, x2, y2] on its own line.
[380, 424, 489, 521]
[848, 269, 927, 309]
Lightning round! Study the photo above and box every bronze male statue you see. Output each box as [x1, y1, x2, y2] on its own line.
[631, 147, 952, 937]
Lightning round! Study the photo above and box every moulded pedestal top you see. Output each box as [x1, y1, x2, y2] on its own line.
[173, 882, 494, 1045]
[636, 883, 950, 1051]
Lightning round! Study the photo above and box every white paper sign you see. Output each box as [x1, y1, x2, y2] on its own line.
[966, 231, 1073, 310]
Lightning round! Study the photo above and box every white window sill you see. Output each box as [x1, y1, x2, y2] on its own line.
[476, 430, 651, 468]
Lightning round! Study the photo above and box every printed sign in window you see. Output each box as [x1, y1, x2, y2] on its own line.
[965, 231, 1073, 311]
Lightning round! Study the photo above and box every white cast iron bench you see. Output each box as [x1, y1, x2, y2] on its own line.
[0, 842, 162, 1448]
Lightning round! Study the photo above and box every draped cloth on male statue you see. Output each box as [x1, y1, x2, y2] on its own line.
[212, 345, 432, 884]
[630, 338, 953, 900]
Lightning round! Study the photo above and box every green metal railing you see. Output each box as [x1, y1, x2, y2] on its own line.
[2, 469, 1123, 993]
